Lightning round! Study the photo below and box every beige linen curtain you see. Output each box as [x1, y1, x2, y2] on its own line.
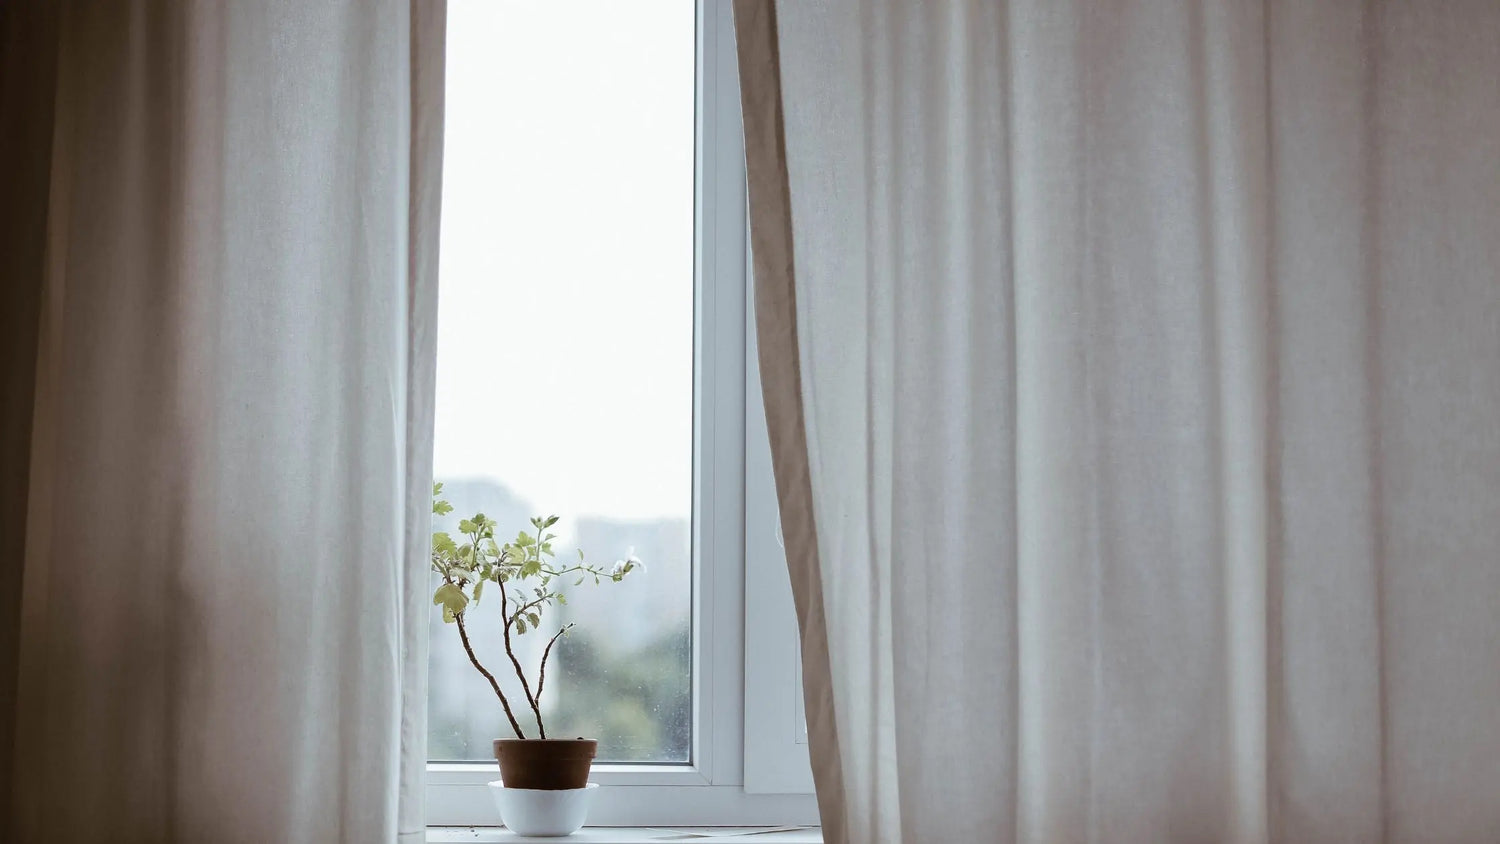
[1, 1, 445, 841]
[736, 2, 1500, 842]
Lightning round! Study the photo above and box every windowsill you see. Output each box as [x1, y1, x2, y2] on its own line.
[427, 827, 822, 843]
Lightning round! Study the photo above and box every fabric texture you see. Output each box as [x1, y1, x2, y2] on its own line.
[1, 2, 445, 841]
[735, 2, 1500, 842]
[732, 5, 847, 842]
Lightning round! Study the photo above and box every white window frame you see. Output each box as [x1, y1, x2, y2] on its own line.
[742, 249, 815, 795]
[426, 1, 815, 827]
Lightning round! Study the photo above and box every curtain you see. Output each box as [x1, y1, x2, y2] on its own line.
[1, 1, 445, 841]
[735, 2, 1500, 842]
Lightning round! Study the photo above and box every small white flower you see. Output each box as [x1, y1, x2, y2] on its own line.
[612, 547, 644, 577]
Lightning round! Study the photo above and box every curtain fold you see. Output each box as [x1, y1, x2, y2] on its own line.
[2, 2, 445, 841]
[736, 2, 1500, 842]
[733, 5, 847, 842]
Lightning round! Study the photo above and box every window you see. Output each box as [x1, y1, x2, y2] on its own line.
[428, 0, 815, 827]
[430, 0, 694, 767]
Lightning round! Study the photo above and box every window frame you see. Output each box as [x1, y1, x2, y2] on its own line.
[426, 0, 815, 826]
[742, 253, 816, 795]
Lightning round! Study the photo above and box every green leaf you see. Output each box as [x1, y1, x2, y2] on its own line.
[432, 532, 458, 556]
[574, 576, 585, 586]
[472, 579, 484, 604]
[577, 548, 585, 561]
[555, 593, 567, 605]
[433, 583, 469, 618]
[527, 612, 540, 628]
[457, 518, 475, 534]
[515, 618, 527, 635]
[433, 498, 453, 516]
[544, 515, 559, 528]
[433, 482, 444, 495]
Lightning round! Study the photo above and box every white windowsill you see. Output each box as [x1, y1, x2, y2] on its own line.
[427, 827, 822, 843]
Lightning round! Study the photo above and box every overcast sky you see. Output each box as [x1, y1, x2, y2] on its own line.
[433, 1, 695, 524]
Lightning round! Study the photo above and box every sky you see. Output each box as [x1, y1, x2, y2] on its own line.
[433, 1, 696, 523]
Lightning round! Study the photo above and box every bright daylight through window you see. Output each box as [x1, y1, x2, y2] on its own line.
[431, 0, 695, 764]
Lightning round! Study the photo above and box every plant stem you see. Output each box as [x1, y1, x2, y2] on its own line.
[456, 611, 526, 739]
[509, 594, 549, 624]
[541, 562, 606, 580]
[497, 570, 546, 738]
[536, 623, 574, 703]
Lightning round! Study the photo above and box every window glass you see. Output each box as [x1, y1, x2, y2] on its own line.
[431, 0, 695, 763]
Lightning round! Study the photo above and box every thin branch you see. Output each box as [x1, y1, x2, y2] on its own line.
[538, 562, 612, 581]
[456, 611, 526, 739]
[535, 623, 575, 712]
[508, 594, 548, 626]
[496, 573, 545, 737]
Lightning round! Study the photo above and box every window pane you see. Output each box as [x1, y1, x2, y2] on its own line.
[430, 0, 695, 763]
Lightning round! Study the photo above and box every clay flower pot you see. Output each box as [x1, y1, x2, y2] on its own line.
[493, 738, 597, 790]
[491, 739, 600, 836]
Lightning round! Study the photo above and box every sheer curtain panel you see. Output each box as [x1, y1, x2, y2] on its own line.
[1, 2, 446, 841]
[736, 2, 1500, 842]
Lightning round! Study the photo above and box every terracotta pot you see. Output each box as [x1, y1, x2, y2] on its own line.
[493, 738, 597, 790]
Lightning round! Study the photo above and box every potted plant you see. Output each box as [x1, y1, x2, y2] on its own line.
[430, 483, 640, 835]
